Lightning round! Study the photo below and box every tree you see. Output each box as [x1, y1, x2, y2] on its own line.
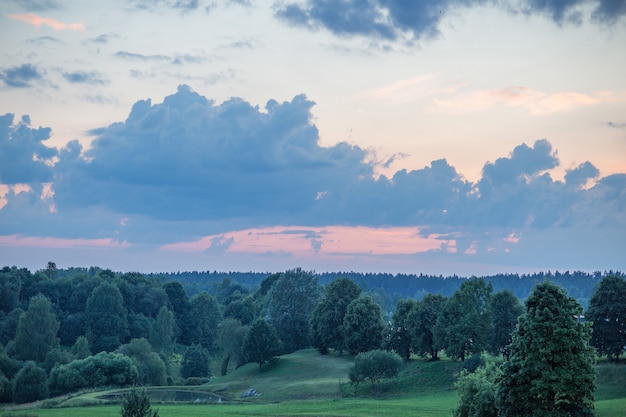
[497, 281, 596, 417]
[117, 338, 167, 386]
[71, 335, 91, 359]
[12, 361, 49, 403]
[189, 291, 221, 353]
[310, 277, 361, 355]
[488, 290, 523, 356]
[349, 349, 403, 395]
[586, 275, 626, 361]
[180, 344, 211, 379]
[223, 296, 256, 325]
[388, 299, 419, 361]
[343, 296, 385, 355]
[218, 318, 249, 375]
[14, 293, 60, 362]
[150, 306, 175, 354]
[120, 388, 159, 417]
[163, 281, 193, 345]
[409, 293, 447, 360]
[242, 319, 282, 370]
[268, 268, 321, 354]
[433, 278, 492, 361]
[86, 282, 128, 352]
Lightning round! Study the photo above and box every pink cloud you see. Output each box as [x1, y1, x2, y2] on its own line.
[160, 225, 449, 257]
[8, 13, 86, 32]
[0, 235, 130, 249]
[432, 86, 616, 115]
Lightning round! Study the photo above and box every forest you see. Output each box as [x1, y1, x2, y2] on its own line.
[0, 263, 624, 414]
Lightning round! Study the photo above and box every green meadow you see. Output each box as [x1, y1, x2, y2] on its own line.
[2, 350, 625, 417]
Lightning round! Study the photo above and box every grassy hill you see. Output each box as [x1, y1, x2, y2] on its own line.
[2, 350, 625, 417]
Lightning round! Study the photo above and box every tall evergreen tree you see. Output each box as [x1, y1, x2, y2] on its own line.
[14, 294, 59, 362]
[586, 275, 626, 361]
[497, 282, 595, 417]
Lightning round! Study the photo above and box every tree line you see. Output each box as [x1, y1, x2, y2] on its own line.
[0, 264, 624, 407]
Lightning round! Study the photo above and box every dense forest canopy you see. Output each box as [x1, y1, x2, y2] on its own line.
[0, 263, 623, 405]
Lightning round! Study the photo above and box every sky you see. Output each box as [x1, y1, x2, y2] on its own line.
[0, 0, 625, 276]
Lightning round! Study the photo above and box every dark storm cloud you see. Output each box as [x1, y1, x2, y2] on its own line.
[62, 71, 108, 85]
[0, 64, 44, 88]
[275, 0, 626, 42]
[3, 86, 624, 242]
[0, 114, 57, 184]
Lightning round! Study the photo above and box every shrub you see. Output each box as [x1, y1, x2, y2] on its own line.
[349, 349, 403, 395]
[12, 361, 49, 404]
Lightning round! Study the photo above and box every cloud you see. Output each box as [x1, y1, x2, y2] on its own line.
[8, 0, 60, 11]
[275, 0, 626, 42]
[591, 0, 626, 24]
[0, 113, 57, 184]
[8, 13, 86, 31]
[161, 225, 446, 256]
[1, 86, 624, 249]
[27, 35, 63, 44]
[62, 71, 108, 85]
[89, 33, 118, 44]
[607, 121, 626, 129]
[0, 234, 130, 249]
[114, 51, 171, 61]
[432, 85, 612, 115]
[0, 64, 44, 88]
[564, 161, 599, 188]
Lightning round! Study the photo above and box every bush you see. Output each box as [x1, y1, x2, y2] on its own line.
[349, 349, 403, 394]
[48, 352, 138, 396]
[12, 361, 49, 404]
[454, 360, 501, 417]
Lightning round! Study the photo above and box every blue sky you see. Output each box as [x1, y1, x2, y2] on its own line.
[0, 0, 625, 275]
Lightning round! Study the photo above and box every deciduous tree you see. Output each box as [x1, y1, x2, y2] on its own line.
[242, 319, 281, 370]
[86, 282, 128, 353]
[586, 275, 626, 361]
[389, 299, 418, 361]
[434, 279, 492, 361]
[344, 296, 385, 355]
[409, 293, 447, 360]
[14, 293, 59, 362]
[488, 290, 523, 356]
[268, 268, 320, 354]
[310, 277, 361, 355]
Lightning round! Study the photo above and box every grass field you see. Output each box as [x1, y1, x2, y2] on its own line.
[2, 350, 625, 417]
